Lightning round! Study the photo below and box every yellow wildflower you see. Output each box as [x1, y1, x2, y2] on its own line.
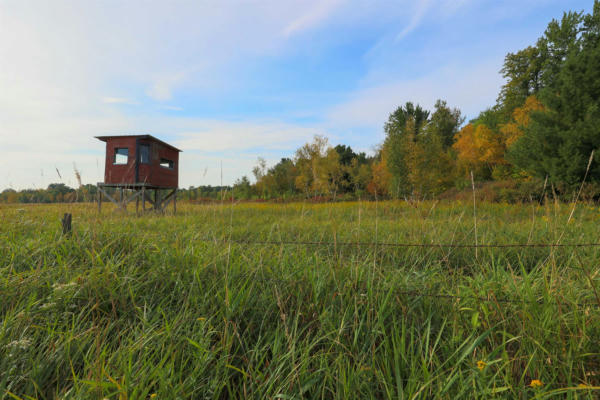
[529, 379, 543, 388]
[477, 360, 487, 371]
[150, 394, 157, 398]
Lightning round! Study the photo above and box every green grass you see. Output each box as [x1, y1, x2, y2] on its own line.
[1, 200, 599, 399]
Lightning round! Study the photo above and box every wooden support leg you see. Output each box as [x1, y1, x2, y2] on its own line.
[173, 190, 177, 214]
[97, 187, 122, 209]
[97, 185, 102, 213]
[159, 189, 177, 212]
[142, 187, 145, 212]
[121, 188, 127, 212]
[136, 193, 139, 215]
[143, 191, 155, 208]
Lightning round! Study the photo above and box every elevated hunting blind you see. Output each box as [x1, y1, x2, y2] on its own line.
[96, 135, 182, 213]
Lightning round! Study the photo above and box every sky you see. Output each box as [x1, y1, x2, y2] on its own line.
[0, 0, 594, 190]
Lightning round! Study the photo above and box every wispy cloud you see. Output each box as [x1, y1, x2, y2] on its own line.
[438, 0, 472, 18]
[159, 105, 184, 111]
[0, 110, 326, 189]
[102, 97, 137, 105]
[174, 120, 324, 153]
[146, 72, 188, 101]
[283, 0, 344, 37]
[395, 0, 434, 41]
[1, 0, 589, 190]
[327, 60, 504, 129]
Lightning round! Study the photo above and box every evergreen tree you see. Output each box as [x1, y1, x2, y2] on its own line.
[509, 2, 600, 186]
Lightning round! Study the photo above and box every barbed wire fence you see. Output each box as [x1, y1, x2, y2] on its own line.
[193, 237, 600, 249]
[188, 238, 600, 310]
[4, 204, 600, 310]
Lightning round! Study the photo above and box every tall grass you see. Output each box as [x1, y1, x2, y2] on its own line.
[0, 201, 599, 399]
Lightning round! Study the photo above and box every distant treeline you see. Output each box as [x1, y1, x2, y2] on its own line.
[3, 3, 600, 204]
[0, 184, 234, 204]
[0, 184, 99, 204]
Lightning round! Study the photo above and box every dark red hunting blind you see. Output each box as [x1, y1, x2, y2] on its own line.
[96, 135, 182, 214]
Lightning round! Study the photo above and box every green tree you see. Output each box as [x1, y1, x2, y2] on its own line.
[233, 176, 253, 199]
[498, 10, 583, 119]
[0, 188, 18, 203]
[333, 145, 369, 194]
[268, 158, 298, 196]
[252, 158, 268, 198]
[383, 100, 462, 196]
[509, 2, 600, 186]
[427, 100, 464, 148]
[499, 46, 545, 115]
[383, 102, 430, 196]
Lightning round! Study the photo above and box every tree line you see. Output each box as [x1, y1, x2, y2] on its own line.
[2, 2, 599, 204]
[0, 184, 234, 204]
[235, 2, 600, 201]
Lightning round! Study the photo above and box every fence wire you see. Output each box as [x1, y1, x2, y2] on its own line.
[194, 238, 600, 249]
[40, 227, 600, 310]
[222, 270, 600, 309]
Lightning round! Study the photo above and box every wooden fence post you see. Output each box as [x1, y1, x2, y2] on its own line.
[62, 213, 72, 235]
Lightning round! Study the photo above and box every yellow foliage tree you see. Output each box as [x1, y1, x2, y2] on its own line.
[453, 123, 503, 175]
[293, 135, 346, 197]
[454, 96, 544, 179]
[367, 153, 391, 197]
[500, 95, 544, 148]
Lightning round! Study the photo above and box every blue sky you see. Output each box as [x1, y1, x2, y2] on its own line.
[0, 0, 594, 189]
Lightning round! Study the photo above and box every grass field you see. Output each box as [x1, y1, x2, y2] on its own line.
[1, 200, 600, 399]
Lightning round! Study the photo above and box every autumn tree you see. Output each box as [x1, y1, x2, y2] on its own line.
[453, 123, 502, 178]
[294, 135, 343, 197]
[367, 149, 391, 197]
[500, 96, 544, 149]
